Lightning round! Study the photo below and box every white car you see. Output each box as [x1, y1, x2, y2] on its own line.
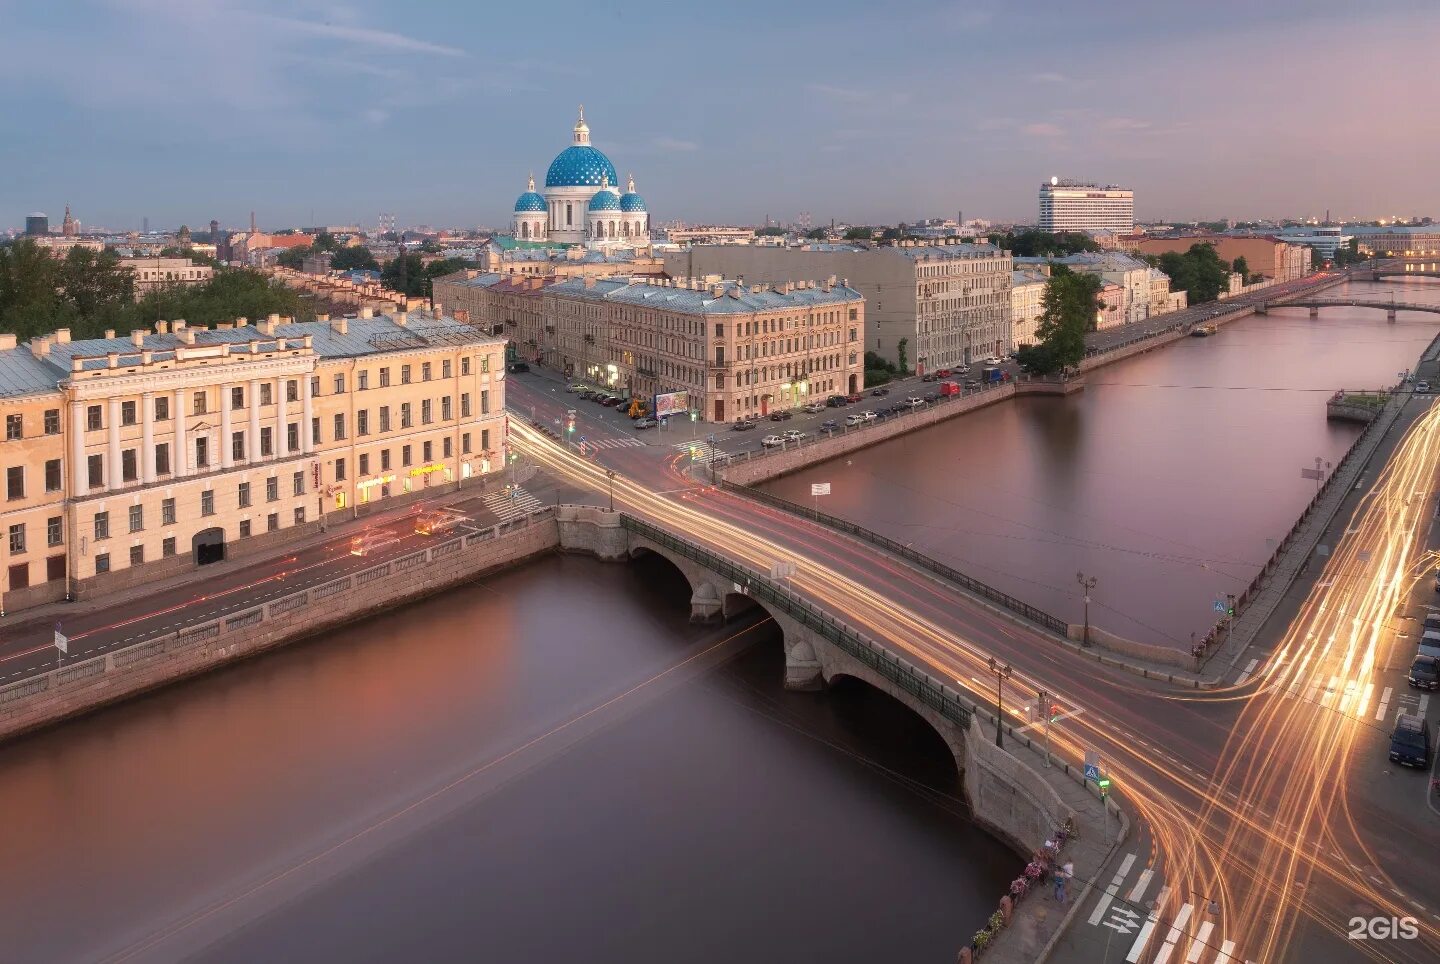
[802, 402, 825, 414]
[861, 410, 878, 421]
[783, 429, 807, 442]
[906, 396, 925, 407]
[761, 434, 786, 447]
[845, 413, 867, 426]
[1418, 381, 1431, 394]
[956, 365, 972, 375]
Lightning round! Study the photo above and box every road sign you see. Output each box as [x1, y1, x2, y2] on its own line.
[579, 435, 586, 443]
[661, 417, 668, 427]
[811, 482, 831, 496]
[1214, 600, 1227, 613]
[1084, 762, 1101, 782]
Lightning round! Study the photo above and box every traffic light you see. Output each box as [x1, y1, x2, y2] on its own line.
[1050, 703, 1062, 724]
[1098, 777, 1111, 798]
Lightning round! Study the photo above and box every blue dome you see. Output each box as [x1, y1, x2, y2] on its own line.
[514, 191, 546, 213]
[619, 192, 646, 213]
[588, 189, 621, 212]
[545, 145, 619, 188]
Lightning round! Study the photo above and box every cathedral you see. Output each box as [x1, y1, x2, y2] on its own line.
[511, 108, 649, 247]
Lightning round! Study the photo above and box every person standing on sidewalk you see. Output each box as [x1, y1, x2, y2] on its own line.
[1054, 860, 1074, 904]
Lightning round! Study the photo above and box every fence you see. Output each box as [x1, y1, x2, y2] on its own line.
[719, 481, 1071, 637]
[621, 515, 973, 730]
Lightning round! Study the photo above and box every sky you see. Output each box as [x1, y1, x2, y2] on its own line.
[2, 0, 1438, 233]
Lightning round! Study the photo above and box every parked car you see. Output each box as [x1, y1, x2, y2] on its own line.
[820, 419, 840, 431]
[506, 361, 530, 373]
[803, 402, 825, 414]
[906, 396, 926, 408]
[783, 429, 807, 442]
[761, 434, 786, 448]
[845, 392, 863, 403]
[1409, 653, 1440, 690]
[769, 409, 793, 421]
[731, 419, 757, 431]
[600, 396, 623, 407]
[634, 416, 658, 429]
[921, 372, 940, 382]
[861, 410, 878, 422]
[924, 392, 940, 403]
[1424, 612, 1440, 633]
[826, 394, 849, 407]
[565, 383, 584, 392]
[1434, 568, 1440, 592]
[1418, 381, 1432, 394]
[955, 365, 972, 375]
[1388, 713, 1431, 767]
[845, 413, 867, 426]
[870, 387, 890, 396]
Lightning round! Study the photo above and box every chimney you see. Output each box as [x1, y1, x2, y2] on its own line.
[432, 301, 443, 318]
[302, 334, 313, 349]
[154, 320, 169, 335]
[0, 334, 15, 351]
[331, 317, 349, 336]
[267, 313, 280, 325]
[54, 328, 71, 344]
[584, 276, 596, 288]
[360, 307, 374, 319]
[141, 349, 153, 364]
[131, 330, 145, 347]
[235, 317, 248, 328]
[178, 328, 196, 345]
[276, 338, 287, 351]
[317, 313, 330, 322]
[70, 358, 82, 373]
[394, 311, 408, 327]
[103, 329, 115, 340]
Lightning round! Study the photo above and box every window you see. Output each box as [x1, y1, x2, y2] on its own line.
[94, 511, 110, 540]
[442, 359, 452, 379]
[47, 516, 62, 547]
[402, 444, 412, 467]
[201, 489, 215, 516]
[261, 383, 273, 406]
[155, 443, 170, 476]
[231, 386, 245, 409]
[400, 403, 412, 429]
[441, 396, 452, 420]
[5, 414, 22, 440]
[401, 364, 412, 384]
[380, 449, 391, 471]
[154, 396, 169, 421]
[421, 400, 432, 425]
[266, 476, 278, 502]
[333, 413, 346, 440]
[233, 431, 245, 462]
[292, 471, 304, 496]
[44, 409, 59, 435]
[379, 406, 391, 432]
[443, 436, 452, 458]
[461, 356, 471, 376]
[162, 536, 176, 557]
[481, 428, 490, 452]
[195, 436, 209, 469]
[462, 432, 471, 454]
[379, 367, 390, 388]
[267, 512, 279, 532]
[461, 394, 471, 417]
[192, 391, 207, 415]
[481, 354, 490, 373]
[122, 449, 138, 482]
[8, 523, 24, 554]
[421, 362, 432, 382]
[358, 410, 369, 436]
[358, 370, 369, 391]
[311, 376, 320, 398]
[238, 481, 251, 508]
[334, 373, 345, 394]
[128, 504, 143, 533]
[129, 545, 144, 566]
[162, 497, 176, 525]
[95, 553, 110, 575]
[481, 390, 490, 415]
[121, 400, 137, 426]
[286, 423, 299, 453]
[312, 417, 321, 446]
[422, 440, 433, 463]
[88, 454, 104, 488]
[6, 466, 22, 501]
[294, 507, 306, 526]
[238, 520, 251, 539]
[261, 426, 273, 456]
[358, 453, 371, 476]
[335, 457, 346, 481]
[286, 380, 298, 403]
[87, 405, 102, 431]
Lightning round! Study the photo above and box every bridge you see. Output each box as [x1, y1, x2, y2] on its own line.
[1367, 256, 1440, 281]
[1255, 298, 1440, 321]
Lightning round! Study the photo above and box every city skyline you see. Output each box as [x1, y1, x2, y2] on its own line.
[2, 0, 1438, 230]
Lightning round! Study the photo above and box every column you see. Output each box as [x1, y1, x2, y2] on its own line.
[276, 377, 288, 456]
[248, 379, 262, 461]
[220, 384, 233, 469]
[70, 401, 88, 497]
[141, 393, 156, 483]
[107, 397, 122, 490]
[173, 389, 187, 476]
[301, 373, 314, 454]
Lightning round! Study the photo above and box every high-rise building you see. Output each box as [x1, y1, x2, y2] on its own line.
[1038, 178, 1134, 234]
[25, 213, 49, 236]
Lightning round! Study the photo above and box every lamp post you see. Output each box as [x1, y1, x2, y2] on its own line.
[1076, 571, 1097, 647]
[985, 655, 1012, 749]
[606, 469, 616, 512]
[707, 434, 717, 485]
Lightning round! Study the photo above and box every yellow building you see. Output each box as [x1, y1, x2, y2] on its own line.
[0, 308, 507, 612]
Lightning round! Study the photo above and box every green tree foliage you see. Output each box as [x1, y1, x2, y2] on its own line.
[381, 254, 469, 298]
[843, 226, 874, 241]
[125, 270, 310, 330]
[755, 226, 786, 237]
[863, 349, 899, 387]
[987, 229, 1100, 258]
[1331, 238, 1365, 268]
[1231, 256, 1250, 284]
[1016, 268, 1099, 375]
[896, 336, 909, 374]
[275, 247, 308, 269]
[805, 227, 828, 240]
[330, 247, 381, 273]
[1156, 243, 1231, 304]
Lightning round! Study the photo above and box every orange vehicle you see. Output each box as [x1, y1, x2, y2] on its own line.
[415, 508, 466, 536]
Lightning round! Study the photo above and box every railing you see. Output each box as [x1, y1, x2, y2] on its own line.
[719, 482, 1071, 637]
[620, 515, 973, 730]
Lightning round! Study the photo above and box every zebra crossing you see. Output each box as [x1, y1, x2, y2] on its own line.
[482, 486, 545, 524]
[1234, 654, 1431, 723]
[580, 436, 647, 451]
[1085, 852, 1251, 964]
[671, 440, 728, 465]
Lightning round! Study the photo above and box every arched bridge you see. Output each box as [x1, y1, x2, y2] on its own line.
[1257, 298, 1440, 320]
[1366, 257, 1440, 281]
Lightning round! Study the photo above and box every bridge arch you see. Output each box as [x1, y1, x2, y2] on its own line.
[627, 540, 725, 622]
[825, 671, 964, 786]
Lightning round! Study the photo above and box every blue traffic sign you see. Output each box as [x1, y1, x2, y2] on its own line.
[1213, 600, 1227, 613]
[1084, 763, 1101, 783]
[579, 435, 587, 443]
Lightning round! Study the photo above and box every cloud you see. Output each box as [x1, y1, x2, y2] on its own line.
[1101, 116, 1152, 132]
[1022, 122, 1064, 138]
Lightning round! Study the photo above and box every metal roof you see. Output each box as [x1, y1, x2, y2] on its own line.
[548, 277, 862, 315]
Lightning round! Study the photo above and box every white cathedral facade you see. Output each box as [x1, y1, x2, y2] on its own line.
[511, 108, 649, 247]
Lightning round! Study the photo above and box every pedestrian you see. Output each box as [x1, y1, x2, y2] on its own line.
[1054, 860, 1074, 904]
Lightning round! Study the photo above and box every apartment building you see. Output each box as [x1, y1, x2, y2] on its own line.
[1038, 179, 1135, 234]
[121, 256, 214, 294]
[1131, 236, 1312, 282]
[0, 308, 507, 612]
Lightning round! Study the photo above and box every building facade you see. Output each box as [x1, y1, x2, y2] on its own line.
[1347, 225, 1440, 258]
[1038, 179, 1135, 234]
[121, 257, 215, 294]
[662, 239, 1011, 373]
[0, 310, 507, 613]
[1130, 235, 1312, 282]
[1009, 269, 1049, 350]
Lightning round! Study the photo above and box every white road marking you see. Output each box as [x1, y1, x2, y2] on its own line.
[1321, 675, 1339, 707]
[1376, 685, 1393, 721]
[1154, 902, 1194, 964]
[1215, 939, 1236, 964]
[1356, 682, 1375, 718]
[1088, 852, 1138, 926]
[1126, 868, 1155, 903]
[1235, 658, 1259, 685]
[1187, 920, 1215, 963]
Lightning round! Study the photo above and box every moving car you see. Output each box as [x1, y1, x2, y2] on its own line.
[845, 392, 864, 403]
[1418, 381, 1432, 394]
[845, 413, 866, 426]
[935, 369, 952, 377]
[826, 395, 849, 408]
[506, 361, 530, 373]
[803, 402, 825, 414]
[820, 420, 840, 431]
[761, 434, 786, 448]
[906, 396, 925, 408]
[769, 410, 793, 421]
[1409, 653, 1440, 690]
[870, 387, 890, 396]
[634, 416, 658, 429]
[939, 381, 961, 397]
[415, 508, 466, 536]
[1388, 713, 1431, 768]
[731, 419, 757, 431]
[782, 429, 807, 442]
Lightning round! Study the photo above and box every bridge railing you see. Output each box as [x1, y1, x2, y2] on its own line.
[717, 481, 1071, 637]
[620, 515, 974, 730]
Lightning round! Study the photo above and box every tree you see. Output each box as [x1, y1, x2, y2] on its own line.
[896, 336, 909, 374]
[1019, 269, 1100, 375]
[382, 254, 468, 298]
[275, 247, 308, 269]
[122, 269, 310, 331]
[843, 226, 873, 241]
[1156, 243, 1230, 305]
[755, 226, 786, 237]
[805, 228, 828, 240]
[330, 247, 380, 273]
[1231, 256, 1250, 285]
[418, 239, 442, 254]
[1332, 238, 1364, 268]
[987, 229, 1100, 258]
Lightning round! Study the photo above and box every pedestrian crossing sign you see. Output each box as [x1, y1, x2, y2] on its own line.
[1084, 762, 1101, 782]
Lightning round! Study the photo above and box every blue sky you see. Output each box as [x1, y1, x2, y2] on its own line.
[2, 0, 1436, 232]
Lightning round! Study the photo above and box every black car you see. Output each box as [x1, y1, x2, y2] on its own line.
[870, 387, 890, 396]
[924, 392, 939, 403]
[731, 419, 757, 431]
[1389, 713, 1431, 767]
[1409, 654, 1440, 690]
[921, 373, 940, 382]
[506, 361, 531, 373]
[769, 410, 793, 421]
[826, 395, 848, 407]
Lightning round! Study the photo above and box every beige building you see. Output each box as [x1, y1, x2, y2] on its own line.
[539, 275, 864, 422]
[437, 272, 559, 363]
[1131, 236, 1312, 282]
[663, 239, 1011, 373]
[122, 257, 214, 294]
[0, 309, 507, 613]
[1009, 270, 1049, 349]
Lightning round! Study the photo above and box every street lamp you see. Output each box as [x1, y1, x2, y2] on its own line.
[707, 433, 718, 485]
[985, 655, 1012, 749]
[1076, 572, 1097, 647]
[606, 469, 616, 511]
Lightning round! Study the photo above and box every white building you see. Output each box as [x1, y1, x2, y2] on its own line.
[1038, 178, 1135, 234]
[510, 108, 649, 247]
[1009, 269, 1049, 350]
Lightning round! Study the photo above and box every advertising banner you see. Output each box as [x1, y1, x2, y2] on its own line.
[653, 391, 689, 420]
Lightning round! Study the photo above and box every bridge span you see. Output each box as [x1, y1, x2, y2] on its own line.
[1256, 298, 1440, 321]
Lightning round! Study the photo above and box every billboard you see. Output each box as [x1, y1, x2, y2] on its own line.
[653, 390, 689, 420]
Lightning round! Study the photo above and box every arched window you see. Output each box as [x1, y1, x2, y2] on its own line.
[609, 221, 617, 238]
[520, 222, 529, 239]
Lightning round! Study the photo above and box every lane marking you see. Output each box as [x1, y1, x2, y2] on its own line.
[1088, 852, 1138, 926]
[1154, 902, 1194, 964]
[1235, 658, 1259, 685]
[1186, 920, 1215, 963]
[1126, 868, 1155, 904]
[1376, 685, 1393, 722]
[1216, 939, 1236, 964]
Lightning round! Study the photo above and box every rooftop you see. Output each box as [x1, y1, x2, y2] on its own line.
[548, 276, 863, 314]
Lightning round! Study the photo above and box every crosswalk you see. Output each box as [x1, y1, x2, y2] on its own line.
[1085, 852, 1252, 964]
[1232, 654, 1432, 723]
[580, 436, 646, 451]
[482, 486, 545, 524]
[671, 440, 728, 465]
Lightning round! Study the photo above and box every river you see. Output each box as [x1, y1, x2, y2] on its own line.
[763, 279, 1440, 648]
[0, 553, 1012, 963]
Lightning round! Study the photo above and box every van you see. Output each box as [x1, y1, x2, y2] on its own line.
[939, 380, 961, 397]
